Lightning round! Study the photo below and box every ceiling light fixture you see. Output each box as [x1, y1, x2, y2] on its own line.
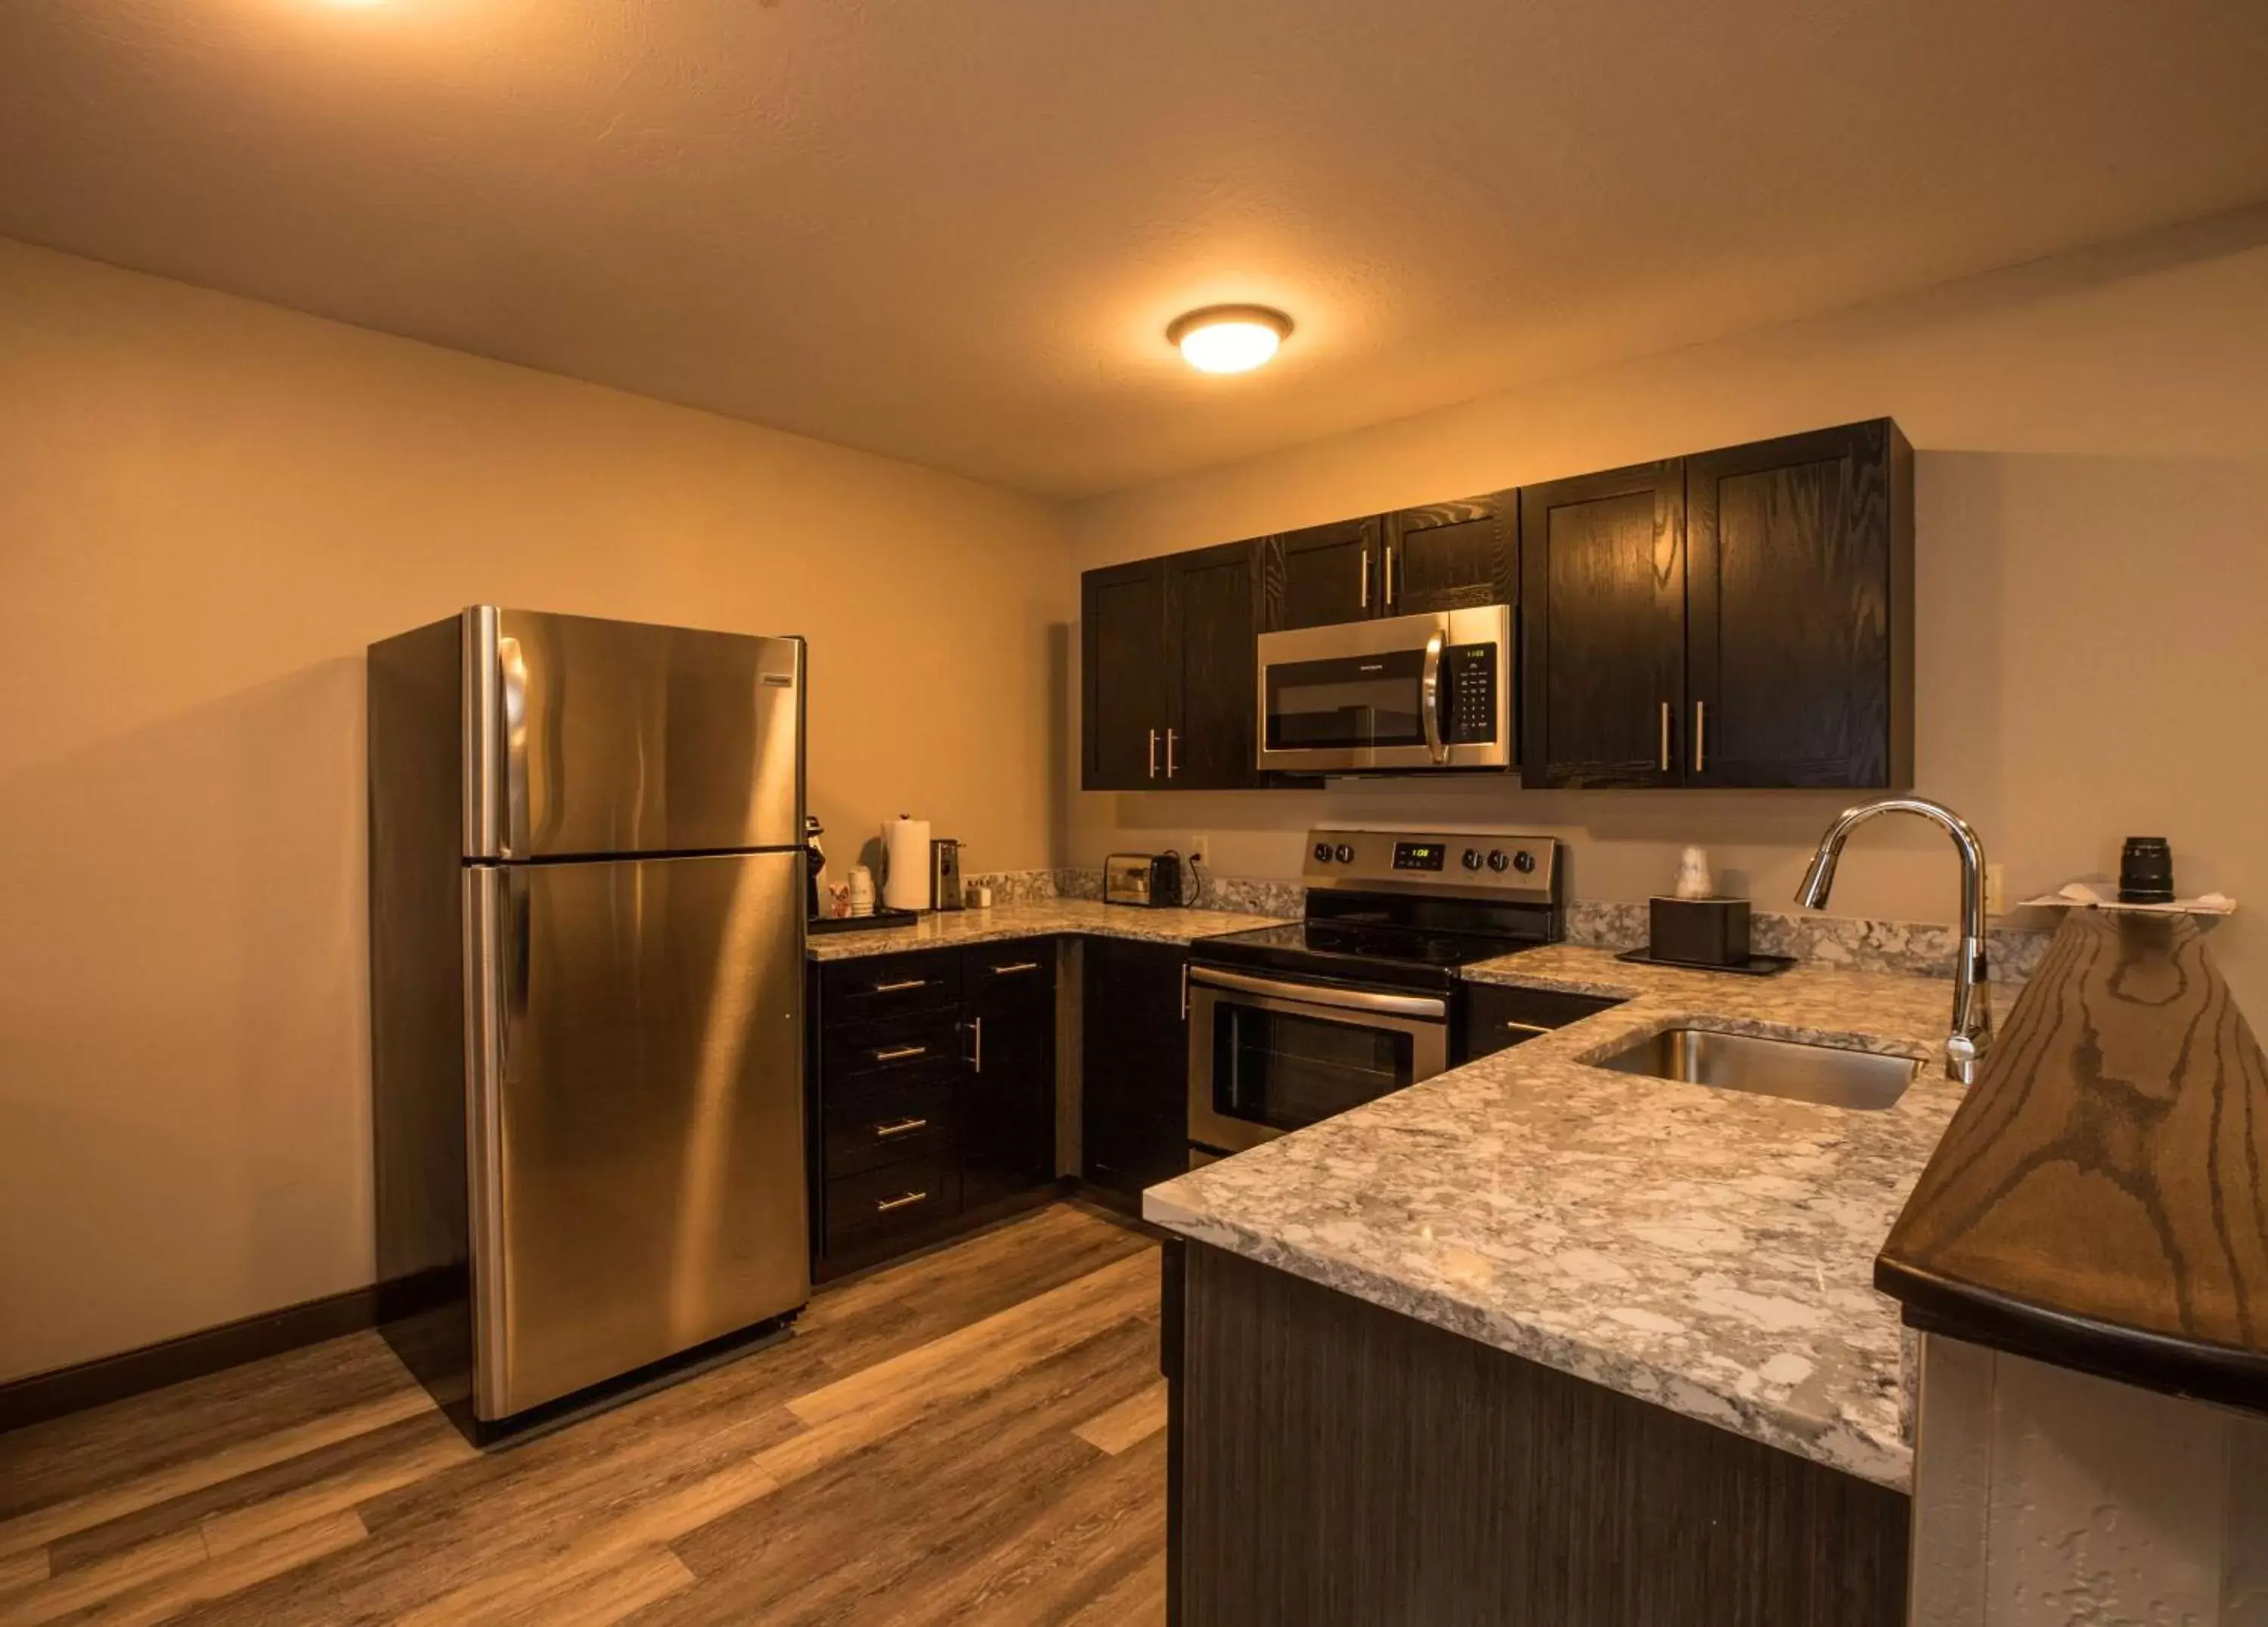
[1167, 305, 1292, 374]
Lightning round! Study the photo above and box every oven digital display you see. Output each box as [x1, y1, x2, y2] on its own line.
[1392, 841, 1446, 872]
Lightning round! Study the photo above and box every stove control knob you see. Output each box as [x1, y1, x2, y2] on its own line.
[1513, 850, 1537, 874]
[1486, 849, 1510, 872]
[1461, 848, 1483, 870]
[1334, 842, 1355, 865]
[1313, 841, 1334, 863]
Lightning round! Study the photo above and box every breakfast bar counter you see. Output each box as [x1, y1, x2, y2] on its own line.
[1148, 944, 1969, 1489]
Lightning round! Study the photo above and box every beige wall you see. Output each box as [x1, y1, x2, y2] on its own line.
[0, 240, 1070, 1382]
[1067, 213, 2268, 1018]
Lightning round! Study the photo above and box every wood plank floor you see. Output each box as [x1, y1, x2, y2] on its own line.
[0, 1203, 1169, 1626]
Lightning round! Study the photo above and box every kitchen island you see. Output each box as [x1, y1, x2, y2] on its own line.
[1145, 944, 1972, 1626]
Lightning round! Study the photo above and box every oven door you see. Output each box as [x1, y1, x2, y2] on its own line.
[1186, 967, 1451, 1154]
[1256, 605, 1512, 773]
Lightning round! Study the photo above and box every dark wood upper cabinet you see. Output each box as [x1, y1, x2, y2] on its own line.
[1083, 541, 1263, 791]
[1164, 541, 1263, 789]
[1687, 420, 1913, 789]
[1080, 559, 1170, 790]
[1384, 491, 1517, 615]
[1519, 460, 1687, 788]
[1262, 516, 1383, 630]
[1086, 417, 1914, 795]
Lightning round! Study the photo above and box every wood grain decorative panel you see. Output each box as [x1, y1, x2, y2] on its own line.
[1173, 1241, 1909, 1626]
[1877, 911, 2268, 1413]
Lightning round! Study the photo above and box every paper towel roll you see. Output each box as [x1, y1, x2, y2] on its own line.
[883, 816, 932, 912]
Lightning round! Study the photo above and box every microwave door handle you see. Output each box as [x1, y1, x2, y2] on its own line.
[1421, 630, 1447, 763]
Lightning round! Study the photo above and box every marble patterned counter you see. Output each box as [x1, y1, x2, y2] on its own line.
[1145, 944, 1974, 1490]
[805, 899, 1288, 960]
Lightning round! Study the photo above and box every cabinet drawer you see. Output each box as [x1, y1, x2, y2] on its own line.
[962, 942, 1056, 1011]
[823, 1075, 954, 1178]
[823, 1012, 970, 1088]
[1461, 983, 1625, 1061]
[825, 1153, 956, 1249]
[820, 950, 962, 1028]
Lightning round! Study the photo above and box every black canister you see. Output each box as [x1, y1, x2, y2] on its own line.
[1649, 896, 1753, 967]
[2118, 836, 2174, 903]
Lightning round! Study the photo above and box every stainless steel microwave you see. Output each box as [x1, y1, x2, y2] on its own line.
[1256, 604, 1514, 773]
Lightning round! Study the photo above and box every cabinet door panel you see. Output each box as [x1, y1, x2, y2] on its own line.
[1164, 541, 1262, 789]
[1263, 517, 1383, 630]
[1081, 562, 1169, 789]
[1081, 938, 1190, 1198]
[1688, 421, 1910, 788]
[1520, 462, 1686, 787]
[1387, 491, 1516, 615]
[960, 1000, 1055, 1210]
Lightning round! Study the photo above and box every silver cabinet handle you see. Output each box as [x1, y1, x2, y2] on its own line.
[1693, 701, 1707, 774]
[1165, 728, 1178, 779]
[990, 961, 1042, 975]
[1148, 727, 1159, 779]
[872, 1117, 930, 1139]
[1659, 702, 1672, 773]
[1420, 630, 1446, 764]
[1180, 962, 1190, 1021]
[1503, 1018, 1556, 1035]
[968, 1015, 984, 1074]
[1384, 544, 1396, 607]
[873, 1043, 926, 1062]
[1359, 548, 1370, 609]
[875, 1190, 929, 1214]
[870, 978, 928, 993]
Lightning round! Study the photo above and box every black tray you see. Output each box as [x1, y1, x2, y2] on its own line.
[1613, 947, 1796, 978]
[810, 909, 922, 936]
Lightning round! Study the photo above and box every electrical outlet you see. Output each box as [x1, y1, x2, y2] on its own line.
[1985, 862, 2006, 919]
[1188, 833, 1211, 868]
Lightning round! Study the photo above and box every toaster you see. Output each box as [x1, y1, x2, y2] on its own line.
[1104, 852, 1182, 909]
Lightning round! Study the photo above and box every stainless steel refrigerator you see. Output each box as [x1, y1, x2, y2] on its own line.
[368, 606, 808, 1440]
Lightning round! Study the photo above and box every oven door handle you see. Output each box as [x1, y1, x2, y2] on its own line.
[1187, 965, 1447, 1020]
[1421, 630, 1447, 764]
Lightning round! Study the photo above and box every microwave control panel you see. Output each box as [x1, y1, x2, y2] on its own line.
[1442, 644, 1498, 744]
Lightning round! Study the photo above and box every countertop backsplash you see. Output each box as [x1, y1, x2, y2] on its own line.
[961, 866, 2053, 981]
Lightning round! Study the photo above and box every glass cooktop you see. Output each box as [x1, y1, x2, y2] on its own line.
[1191, 915, 1542, 994]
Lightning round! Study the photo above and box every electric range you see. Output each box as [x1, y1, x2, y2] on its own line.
[1185, 828, 1562, 1157]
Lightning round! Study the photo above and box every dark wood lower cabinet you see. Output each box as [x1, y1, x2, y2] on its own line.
[811, 943, 1060, 1280]
[1167, 1242, 1909, 1627]
[1080, 936, 1191, 1199]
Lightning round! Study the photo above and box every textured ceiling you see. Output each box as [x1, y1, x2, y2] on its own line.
[3, 1, 2266, 497]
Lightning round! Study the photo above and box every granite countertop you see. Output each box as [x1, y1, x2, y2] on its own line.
[806, 900, 1290, 960]
[1145, 944, 1972, 1490]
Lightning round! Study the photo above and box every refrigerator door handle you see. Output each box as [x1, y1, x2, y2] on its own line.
[464, 864, 519, 1418]
[503, 866, 531, 1081]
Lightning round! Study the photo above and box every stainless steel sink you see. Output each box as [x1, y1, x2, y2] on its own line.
[1593, 1027, 1919, 1110]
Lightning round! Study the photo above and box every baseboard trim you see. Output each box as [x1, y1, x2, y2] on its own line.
[0, 1284, 383, 1436]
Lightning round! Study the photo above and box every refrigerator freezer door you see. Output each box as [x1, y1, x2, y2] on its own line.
[465, 851, 808, 1421]
[466, 607, 804, 860]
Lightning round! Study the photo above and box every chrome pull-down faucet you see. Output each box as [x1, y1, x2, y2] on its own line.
[1796, 795, 1992, 1085]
